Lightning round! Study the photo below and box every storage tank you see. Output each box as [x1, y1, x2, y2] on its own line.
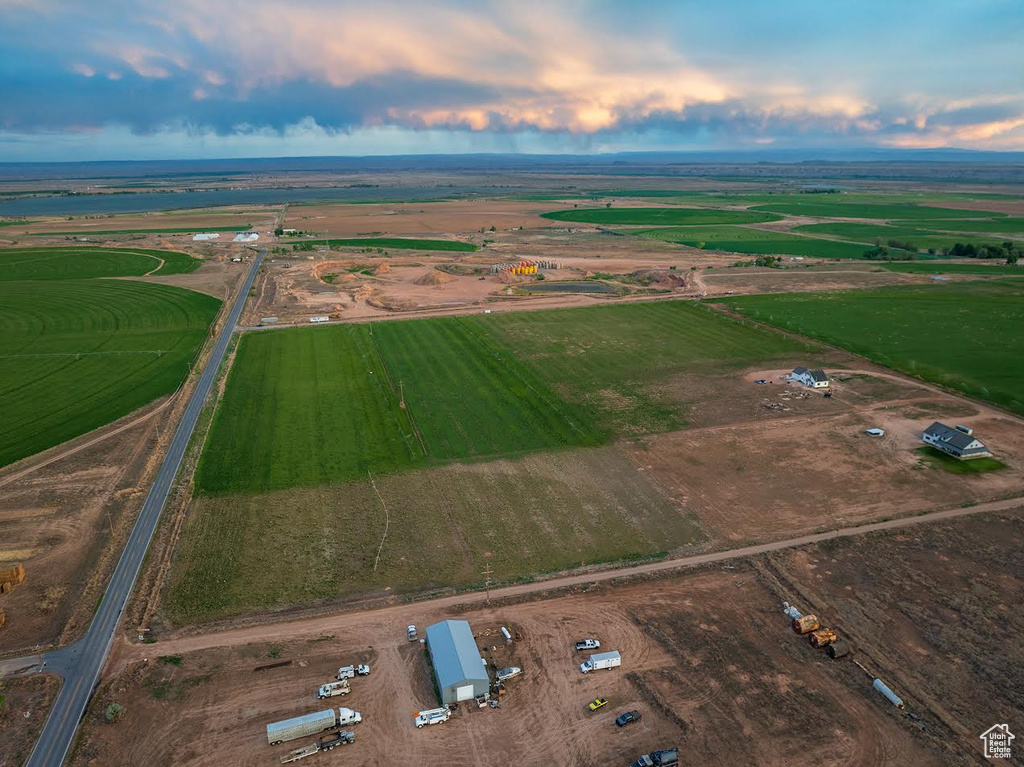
[826, 640, 850, 659]
[809, 628, 838, 648]
[872, 678, 904, 709]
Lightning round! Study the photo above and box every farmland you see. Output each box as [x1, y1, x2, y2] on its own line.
[721, 280, 1024, 415]
[883, 261, 1024, 275]
[285, 237, 477, 251]
[637, 225, 872, 259]
[889, 217, 1024, 233]
[27, 225, 250, 236]
[793, 222, 1003, 252]
[0, 279, 220, 467]
[540, 207, 782, 225]
[0, 246, 201, 280]
[751, 200, 1005, 219]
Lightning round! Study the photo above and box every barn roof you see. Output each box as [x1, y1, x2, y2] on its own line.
[425, 620, 489, 691]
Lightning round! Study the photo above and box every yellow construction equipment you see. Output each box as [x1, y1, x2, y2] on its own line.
[809, 628, 838, 648]
[792, 614, 820, 634]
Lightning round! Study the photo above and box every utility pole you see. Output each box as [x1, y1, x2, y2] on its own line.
[483, 562, 492, 605]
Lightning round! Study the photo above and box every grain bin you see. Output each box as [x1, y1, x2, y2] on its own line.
[792, 615, 820, 634]
[809, 628, 838, 648]
[826, 640, 850, 659]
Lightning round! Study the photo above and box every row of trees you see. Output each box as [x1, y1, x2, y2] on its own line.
[946, 241, 1021, 263]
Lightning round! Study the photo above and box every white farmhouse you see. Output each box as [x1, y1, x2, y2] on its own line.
[922, 422, 991, 460]
[790, 366, 830, 389]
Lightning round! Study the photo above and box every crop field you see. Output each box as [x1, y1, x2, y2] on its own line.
[636, 225, 871, 259]
[0, 277, 220, 467]
[721, 280, 1024, 415]
[0, 246, 201, 280]
[883, 262, 1024, 275]
[168, 446, 702, 624]
[890, 217, 1024, 233]
[540, 207, 782, 225]
[285, 237, 477, 251]
[195, 320, 604, 495]
[793, 222, 1002, 251]
[750, 201, 1005, 219]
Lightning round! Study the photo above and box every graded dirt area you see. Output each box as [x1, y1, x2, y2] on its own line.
[632, 369, 1024, 542]
[82, 509, 1024, 767]
[284, 200, 553, 235]
[0, 207, 277, 237]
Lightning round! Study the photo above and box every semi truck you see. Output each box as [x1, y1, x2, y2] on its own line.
[317, 681, 351, 699]
[267, 709, 338, 745]
[267, 708, 363, 745]
[580, 650, 621, 674]
[336, 664, 371, 680]
[631, 747, 679, 767]
[414, 707, 451, 728]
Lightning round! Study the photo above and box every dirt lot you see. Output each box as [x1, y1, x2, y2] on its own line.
[699, 264, 912, 295]
[80, 508, 1024, 766]
[284, 200, 554, 236]
[0, 673, 59, 766]
[0, 208, 277, 237]
[631, 369, 1024, 543]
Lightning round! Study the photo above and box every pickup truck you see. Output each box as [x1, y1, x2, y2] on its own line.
[317, 681, 351, 699]
[574, 639, 600, 652]
[318, 730, 355, 751]
[631, 747, 679, 767]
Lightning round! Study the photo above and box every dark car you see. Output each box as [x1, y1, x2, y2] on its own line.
[616, 710, 642, 727]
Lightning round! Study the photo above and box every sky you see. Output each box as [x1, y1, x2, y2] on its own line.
[1, 0, 1023, 161]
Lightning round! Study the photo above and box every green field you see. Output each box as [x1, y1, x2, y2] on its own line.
[0, 277, 220, 467]
[0, 246, 201, 280]
[285, 237, 477, 251]
[636, 225, 873, 259]
[28, 225, 250, 236]
[166, 447, 704, 624]
[883, 262, 1024, 275]
[750, 201, 1004, 220]
[792, 222, 1001, 252]
[720, 280, 1024, 414]
[195, 319, 605, 495]
[540, 208, 783, 225]
[891, 218, 1024, 233]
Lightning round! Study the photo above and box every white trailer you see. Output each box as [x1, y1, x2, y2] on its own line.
[580, 650, 621, 674]
[337, 664, 371, 680]
[317, 681, 350, 699]
[267, 709, 337, 745]
[309, 315, 329, 323]
[336, 707, 362, 725]
[414, 707, 451, 728]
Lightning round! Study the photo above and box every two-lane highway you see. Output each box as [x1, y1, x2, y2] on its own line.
[25, 251, 264, 767]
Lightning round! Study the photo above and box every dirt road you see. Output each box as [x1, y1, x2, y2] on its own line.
[112, 495, 1024, 666]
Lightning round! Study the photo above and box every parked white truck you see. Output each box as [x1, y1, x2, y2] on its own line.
[336, 664, 371, 680]
[580, 650, 621, 674]
[317, 681, 351, 699]
[267, 708, 363, 745]
[414, 707, 451, 728]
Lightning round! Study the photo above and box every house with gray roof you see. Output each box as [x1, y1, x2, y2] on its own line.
[425, 620, 490, 704]
[791, 366, 830, 389]
[922, 422, 991, 460]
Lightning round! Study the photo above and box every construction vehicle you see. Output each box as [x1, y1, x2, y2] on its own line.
[414, 707, 451, 728]
[336, 707, 362, 726]
[279, 744, 320, 764]
[336, 664, 371, 680]
[792, 615, 820, 635]
[580, 650, 621, 674]
[631, 747, 679, 767]
[809, 628, 838, 648]
[317, 681, 351, 699]
[267, 710, 338, 745]
[318, 730, 355, 750]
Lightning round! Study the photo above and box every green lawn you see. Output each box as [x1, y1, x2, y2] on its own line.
[720, 280, 1024, 415]
[284, 237, 477, 251]
[883, 262, 1024, 275]
[636, 225, 873, 259]
[751, 201, 1005, 219]
[915, 446, 1006, 474]
[540, 208, 783, 225]
[194, 320, 604, 495]
[0, 279, 220, 466]
[793, 222, 1002, 252]
[0, 246, 201, 280]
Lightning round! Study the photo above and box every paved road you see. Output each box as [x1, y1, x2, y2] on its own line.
[21, 251, 264, 767]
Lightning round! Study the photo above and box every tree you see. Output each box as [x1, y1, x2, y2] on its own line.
[605, 202, 612, 208]
[274, 227, 284, 236]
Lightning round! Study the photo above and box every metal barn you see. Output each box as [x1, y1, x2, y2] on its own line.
[425, 620, 490, 704]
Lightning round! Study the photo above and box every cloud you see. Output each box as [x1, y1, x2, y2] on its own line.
[0, 0, 1022, 154]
